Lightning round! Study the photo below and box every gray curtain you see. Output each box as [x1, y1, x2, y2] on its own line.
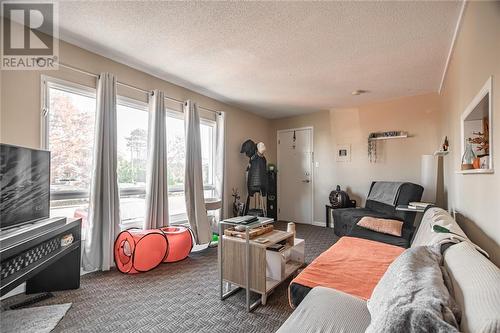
[215, 112, 226, 220]
[144, 90, 169, 229]
[184, 100, 211, 244]
[83, 72, 120, 272]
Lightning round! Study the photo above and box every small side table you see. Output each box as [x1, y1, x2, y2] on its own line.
[218, 217, 304, 312]
[396, 205, 427, 229]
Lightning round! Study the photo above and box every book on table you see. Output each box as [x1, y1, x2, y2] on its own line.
[224, 215, 259, 224]
[408, 202, 432, 209]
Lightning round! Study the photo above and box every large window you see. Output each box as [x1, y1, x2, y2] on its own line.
[43, 77, 96, 232]
[43, 77, 217, 230]
[166, 112, 216, 223]
[116, 98, 149, 227]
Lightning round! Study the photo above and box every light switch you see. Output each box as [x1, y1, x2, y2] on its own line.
[315, 162, 320, 168]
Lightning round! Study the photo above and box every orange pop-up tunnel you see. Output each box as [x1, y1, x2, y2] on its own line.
[161, 226, 193, 263]
[114, 229, 168, 274]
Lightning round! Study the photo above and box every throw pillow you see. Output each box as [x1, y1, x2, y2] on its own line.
[366, 245, 461, 333]
[357, 216, 403, 237]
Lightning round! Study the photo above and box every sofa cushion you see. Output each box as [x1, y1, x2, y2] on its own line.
[357, 216, 403, 237]
[349, 225, 413, 248]
[277, 287, 370, 333]
[332, 207, 396, 236]
[444, 242, 500, 333]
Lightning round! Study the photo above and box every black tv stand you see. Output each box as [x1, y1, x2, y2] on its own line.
[0, 218, 82, 297]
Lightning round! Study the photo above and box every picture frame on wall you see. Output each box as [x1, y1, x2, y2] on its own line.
[336, 144, 351, 162]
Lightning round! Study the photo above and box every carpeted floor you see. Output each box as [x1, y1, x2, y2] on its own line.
[2, 222, 338, 333]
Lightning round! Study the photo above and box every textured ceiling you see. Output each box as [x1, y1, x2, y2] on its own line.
[57, 1, 463, 119]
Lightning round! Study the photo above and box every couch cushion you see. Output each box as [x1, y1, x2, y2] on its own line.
[277, 287, 370, 333]
[332, 207, 397, 236]
[357, 216, 403, 237]
[349, 225, 413, 248]
[444, 242, 500, 333]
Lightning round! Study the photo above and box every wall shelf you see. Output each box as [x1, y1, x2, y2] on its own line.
[456, 169, 494, 174]
[368, 135, 408, 141]
[434, 150, 450, 156]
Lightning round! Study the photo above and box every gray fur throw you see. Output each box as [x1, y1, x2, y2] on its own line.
[366, 245, 461, 333]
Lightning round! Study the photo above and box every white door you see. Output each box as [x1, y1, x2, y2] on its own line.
[277, 128, 313, 224]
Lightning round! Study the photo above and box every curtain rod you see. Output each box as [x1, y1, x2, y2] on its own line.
[58, 62, 221, 115]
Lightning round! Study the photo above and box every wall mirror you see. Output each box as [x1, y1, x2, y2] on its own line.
[460, 76, 493, 174]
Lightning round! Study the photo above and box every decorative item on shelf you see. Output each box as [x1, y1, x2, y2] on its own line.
[480, 156, 490, 169]
[473, 157, 481, 169]
[368, 139, 377, 163]
[461, 142, 476, 170]
[329, 185, 356, 209]
[442, 136, 449, 152]
[468, 118, 489, 155]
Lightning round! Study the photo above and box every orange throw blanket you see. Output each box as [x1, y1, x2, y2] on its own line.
[290, 236, 404, 304]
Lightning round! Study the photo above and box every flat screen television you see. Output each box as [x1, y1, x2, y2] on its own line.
[0, 144, 50, 230]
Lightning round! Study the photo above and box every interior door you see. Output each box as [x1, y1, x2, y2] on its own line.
[277, 128, 313, 224]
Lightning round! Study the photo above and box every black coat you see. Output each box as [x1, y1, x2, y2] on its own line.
[247, 154, 267, 196]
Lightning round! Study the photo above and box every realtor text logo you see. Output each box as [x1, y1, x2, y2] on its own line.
[1, 1, 59, 70]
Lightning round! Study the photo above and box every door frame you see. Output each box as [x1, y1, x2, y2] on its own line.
[276, 126, 314, 224]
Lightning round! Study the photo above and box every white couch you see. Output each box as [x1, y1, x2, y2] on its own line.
[276, 208, 500, 333]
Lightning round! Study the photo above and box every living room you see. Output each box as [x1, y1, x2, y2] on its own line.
[1, 1, 499, 332]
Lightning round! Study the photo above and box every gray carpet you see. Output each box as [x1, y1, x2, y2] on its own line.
[2, 222, 338, 333]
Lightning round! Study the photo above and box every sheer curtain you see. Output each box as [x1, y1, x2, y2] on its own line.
[83, 73, 120, 272]
[215, 112, 226, 220]
[144, 90, 169, 229]
[184, 100, 211, 244]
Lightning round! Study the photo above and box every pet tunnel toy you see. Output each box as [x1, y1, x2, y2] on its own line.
[114, 229, 168, 274]
[161, 226, 193, 263]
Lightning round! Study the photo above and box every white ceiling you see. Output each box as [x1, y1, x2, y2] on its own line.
[57, 1, 463, 119]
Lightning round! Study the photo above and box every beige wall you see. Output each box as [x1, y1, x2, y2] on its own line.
[271, 93, 441, 224]
[439, 2, 500, 266]
[0, 38, 273, 217]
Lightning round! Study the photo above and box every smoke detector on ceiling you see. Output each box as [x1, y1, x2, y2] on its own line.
[352, 90, 369, 96]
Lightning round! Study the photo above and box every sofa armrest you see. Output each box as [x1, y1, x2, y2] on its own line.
[276, 287, 370, 333]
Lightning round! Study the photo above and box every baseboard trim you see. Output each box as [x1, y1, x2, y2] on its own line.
[312, 221, 326, 227]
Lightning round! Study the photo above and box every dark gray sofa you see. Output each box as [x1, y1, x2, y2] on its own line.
[332, 181, 423, 248]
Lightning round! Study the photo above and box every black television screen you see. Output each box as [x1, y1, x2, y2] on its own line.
[0, 144, 50, 229]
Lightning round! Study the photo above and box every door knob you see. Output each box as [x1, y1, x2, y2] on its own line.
[302, 180, 310, 183]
